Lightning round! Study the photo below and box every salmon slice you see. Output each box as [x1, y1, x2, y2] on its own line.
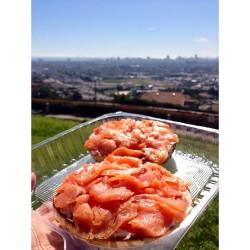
[111, 147, 146, 159]
[89, 181, 134, 202]
[54, 182, 85, 210]
[104, 154, 143, 167]
[129, 203, 169, 237]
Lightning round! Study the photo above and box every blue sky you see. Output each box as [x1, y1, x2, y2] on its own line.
[32, 0, 218, 59]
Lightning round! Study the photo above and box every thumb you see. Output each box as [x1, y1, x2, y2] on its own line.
[31, 172, 36, 191]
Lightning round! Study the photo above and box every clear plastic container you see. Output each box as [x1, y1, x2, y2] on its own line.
[32, 111, 219, 249]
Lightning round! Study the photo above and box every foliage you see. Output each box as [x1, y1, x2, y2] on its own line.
[39, 86, 59, 99]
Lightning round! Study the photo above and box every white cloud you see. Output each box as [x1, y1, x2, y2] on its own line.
[193, 37, 210, 43]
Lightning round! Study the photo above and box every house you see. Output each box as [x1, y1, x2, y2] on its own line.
[139, 91, 197, 108]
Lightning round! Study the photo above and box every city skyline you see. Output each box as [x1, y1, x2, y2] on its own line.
[32, 0, 218, 59]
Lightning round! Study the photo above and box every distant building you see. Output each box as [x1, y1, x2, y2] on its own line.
[211, 101, 219, 113]
[139, 91, 197, 108]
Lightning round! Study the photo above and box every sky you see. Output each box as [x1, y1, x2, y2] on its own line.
[32, 0, 218, 59]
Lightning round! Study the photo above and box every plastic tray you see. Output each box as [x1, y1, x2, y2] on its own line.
[31, 111, 219, 249]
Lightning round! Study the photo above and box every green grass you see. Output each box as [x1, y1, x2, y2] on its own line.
[177, 195, 219, 250]
[31, 114, 218, 249]
[32, 114, 82, 145]
[177, 134, 219, 165]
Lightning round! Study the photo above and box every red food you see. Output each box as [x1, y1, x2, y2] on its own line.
[84, 118, 179, 164]
[53, 153, 191, 240]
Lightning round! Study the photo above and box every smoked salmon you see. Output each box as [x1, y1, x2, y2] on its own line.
[84, 118, 179, 164]
[53, 153, 191, 240]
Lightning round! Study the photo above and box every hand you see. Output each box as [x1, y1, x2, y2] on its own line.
[31, 172, 64, 250]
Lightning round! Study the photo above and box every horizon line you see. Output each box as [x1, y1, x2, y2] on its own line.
[32, 55, 219, 60]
